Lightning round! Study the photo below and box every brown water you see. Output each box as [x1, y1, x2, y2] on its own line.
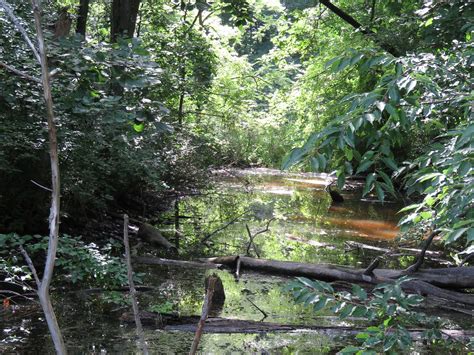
[1, 169, 466, 353]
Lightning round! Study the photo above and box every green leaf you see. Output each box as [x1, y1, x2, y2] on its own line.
[444, 228, 468, 243]
[375, 182, 385, 202]
[385, 103, 399, 119]
[345, 148, 354, 161]
[388, 86, 400, 103]
[381, 158, 398, 171]
[313, 297, 329, 311]
[356, 160, 374, 174]
[352, 284, 368, 300]
[363, 173, 376, 196]
[340, 346, 360, 354]
[420, 211, 433, 220]
[311, 157, 320, 171]
[384, 334, 397, 352]
[376, 170, 395, 196]
[281, 148, 305, 170]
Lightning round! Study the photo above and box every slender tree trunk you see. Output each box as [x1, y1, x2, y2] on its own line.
[31, 0, 66, 353]
[76, 0, 90, 36]
[123, 215, 149, 355]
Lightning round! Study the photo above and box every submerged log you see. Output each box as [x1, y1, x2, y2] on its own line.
[137, 223, 176, 251]
[133, 256, 220, 269]
[119, 312, 474, 340]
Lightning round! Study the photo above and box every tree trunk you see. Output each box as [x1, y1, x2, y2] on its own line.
[31, 0, 66, 353]
[110, 0, 141, 41]
[76, 0, 90, 36]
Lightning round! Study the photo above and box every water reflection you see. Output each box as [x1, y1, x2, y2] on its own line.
[0, 168, 445, 353]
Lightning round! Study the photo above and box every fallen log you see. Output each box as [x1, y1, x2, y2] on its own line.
[203, 256, 474, 306]
[190, 275, 219, 355]
[119, 312, 474, 340]
[137, 223, 176, 251]
[133, 256, 221, 269]
[203, 256, 474, 290]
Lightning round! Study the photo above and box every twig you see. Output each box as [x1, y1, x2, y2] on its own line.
[19, 245, 41, 288]
[189, 276, 216, 355]
[405, 230, 441, 273]
[245, 224, 254, 256]
[363, 255, 382, 276]
[0, 61, 41, 83]
[245, 218, 275, 257]
[246, 298, 267, 321]
[123, 214, 149, 355]
[30, 179, 53, 192]
[0, 0, 41, 62]
[201, 209, 250, 243]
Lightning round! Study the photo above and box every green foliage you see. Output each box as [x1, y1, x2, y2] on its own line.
[286, 276, 468, 353]
[0, 1, 215, 231]
[0, 233, 135, 289]
[278, 2, 473, 256]
[148, 301, 174, 314]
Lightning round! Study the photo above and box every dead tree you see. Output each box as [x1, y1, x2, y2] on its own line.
[0, 1, 66, 353]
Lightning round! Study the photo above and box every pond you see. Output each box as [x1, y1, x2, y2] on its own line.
[1, 169, 468, 353]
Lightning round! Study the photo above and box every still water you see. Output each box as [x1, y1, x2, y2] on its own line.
[1, 169, 464, 353]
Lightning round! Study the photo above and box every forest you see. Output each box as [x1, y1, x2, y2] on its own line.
[0, 0, 473, 353]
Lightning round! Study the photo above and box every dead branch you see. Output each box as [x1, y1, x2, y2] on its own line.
[19, 245, 41, 288]
[123, 215, 149, 355]
[245, 218, 275, 257]
[0, 0, 41, 62]
[189, 275, 217, 355]
[363, 255, 382, 276]
[0, 61, 41, 83]
[405, 230, 441, 273]
[246, 298, 267, 321]
[201, 209, 250, 244]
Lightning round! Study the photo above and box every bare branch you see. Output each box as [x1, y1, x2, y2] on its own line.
[123, 214, 149, 355]
[404, 229, 441, 273]
[19, 245, 41, 288]
[0, 61, 41, 83]
[246, 297, 267, 321]
[0, 0, 41, 62]
[201, 209, 250, 244]
[30, 179, 53, 192]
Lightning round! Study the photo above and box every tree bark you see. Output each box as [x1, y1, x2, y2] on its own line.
[76, 0, 90, 36]
[110, 0, 141, 41]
